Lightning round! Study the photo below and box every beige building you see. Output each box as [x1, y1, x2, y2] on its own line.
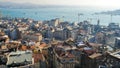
[49, 18, 60, 27]
[22, 33, 42, 42]
[48, 41, 78, 68]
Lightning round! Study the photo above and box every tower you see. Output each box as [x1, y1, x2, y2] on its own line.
[111, 14, 113, 22]
[97, 19, 100, 25]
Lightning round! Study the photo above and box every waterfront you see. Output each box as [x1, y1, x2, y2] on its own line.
[1, 7, 120, 26]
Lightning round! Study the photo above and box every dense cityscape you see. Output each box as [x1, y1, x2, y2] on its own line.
[0, 11, 119, 68]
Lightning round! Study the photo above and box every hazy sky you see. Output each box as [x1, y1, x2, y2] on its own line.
[1, 0, 120, 8]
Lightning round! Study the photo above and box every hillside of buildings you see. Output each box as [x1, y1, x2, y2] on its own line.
[0, 17, 120, 68]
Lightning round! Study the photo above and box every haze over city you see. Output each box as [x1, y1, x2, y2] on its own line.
[1, 0, 120, 9]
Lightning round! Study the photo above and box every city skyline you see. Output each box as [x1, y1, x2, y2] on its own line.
[0, 0, 120, 9]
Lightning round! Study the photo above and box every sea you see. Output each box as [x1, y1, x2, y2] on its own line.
[0, 6, 120, 26]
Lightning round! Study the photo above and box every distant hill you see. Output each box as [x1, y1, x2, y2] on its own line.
[0, 2, 42, 8]
[0, 2, 72, 9]
[0, 2, 60, 9]
[94, 9, 120, 15]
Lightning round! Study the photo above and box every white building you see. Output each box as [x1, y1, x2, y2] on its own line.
[6, 50, 34, 66]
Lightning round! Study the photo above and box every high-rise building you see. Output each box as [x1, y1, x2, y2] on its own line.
[115, 37, 120, 48]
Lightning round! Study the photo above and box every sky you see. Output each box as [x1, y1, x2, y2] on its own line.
[0, 0, 120, 9]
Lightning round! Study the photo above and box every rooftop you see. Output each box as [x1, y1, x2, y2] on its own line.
[8, 50, 32, 55]
[116, 37, 120, 40]
[89, 53, 102, 59]
[109, 51, 120, 59]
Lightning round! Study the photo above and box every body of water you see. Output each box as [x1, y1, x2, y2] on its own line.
[0, 7, 120, 26]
